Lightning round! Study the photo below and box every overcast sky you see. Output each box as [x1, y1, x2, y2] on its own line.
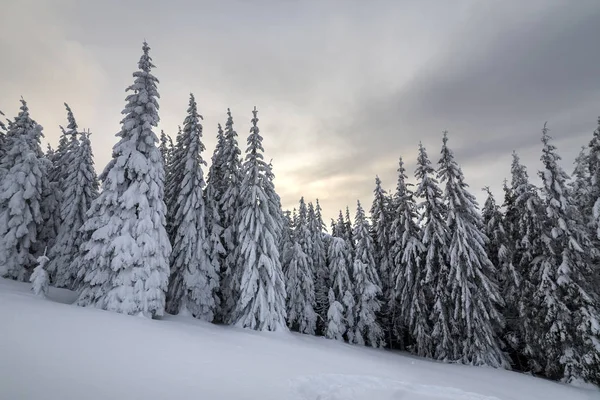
[2, 0, 600, 223]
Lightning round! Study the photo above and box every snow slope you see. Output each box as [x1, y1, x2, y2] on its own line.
[0, 278, 598, 400]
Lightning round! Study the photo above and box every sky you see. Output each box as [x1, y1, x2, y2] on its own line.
[2, 0, 600, 223]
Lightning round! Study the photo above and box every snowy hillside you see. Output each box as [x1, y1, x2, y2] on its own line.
[1, 278, 597, 400]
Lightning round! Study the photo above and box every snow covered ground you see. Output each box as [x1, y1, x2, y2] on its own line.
[1, 278, 598, 400]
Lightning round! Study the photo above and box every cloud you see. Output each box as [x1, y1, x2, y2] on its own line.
[2, 0, 599, 222]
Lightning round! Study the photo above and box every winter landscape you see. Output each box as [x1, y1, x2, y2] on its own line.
[2, 2, 600, 400]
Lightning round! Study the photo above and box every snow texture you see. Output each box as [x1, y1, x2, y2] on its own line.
[1, 277, 596, 400]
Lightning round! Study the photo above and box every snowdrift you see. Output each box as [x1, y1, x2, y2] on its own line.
[0, 278, 597, 400]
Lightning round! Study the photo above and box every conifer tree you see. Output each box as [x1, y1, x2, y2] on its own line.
[30, 251, 50, 298]
[296, 198, 314, 265]
[280, 210, 295, 273]
[570, 147, 592, 219]
[344, 206, 355, 257]
[165, 94, 219, 320]
[206, 124, 226, 208]
[588, 117, 600, 240]
[219, 109, 244, 322]
[532, 124, 600, 384]
[391, 157, 430, 356]
[482, 187, 521, 353]
[0, 99, 48, 281]
[159, 130, 169, 165]
[284, 230, 317, 334]
[334, 210, 347, 240]
[351, 200, 384, 347]
[40, 109, 75, 256]
[438, 132, 507, 368]
[232, 107, 287, 331]
[508, 151, 545, 370]
[204, 128, 227, 318]
[414, 142, 452, 360]
[326, 289, 345, 341]
[307, 201, 328, 332]
[76, 42, 171, 318]
[165, 125, 184, 244]
[327, 236, 354, 342]
[49, 130, 99, 289]
[370, 176, 395, 345]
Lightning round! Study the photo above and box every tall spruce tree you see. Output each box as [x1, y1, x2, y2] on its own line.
[0, 99, 48, 281]
[509, 151, 545, 370]
[40, 107, 75, 256]
[532, 124, 600, 384]
[326, 236, 354, 342]
[370, 176, 395, 345]
[219, 109, 244, 322]
[165, 94, 219, 320]
[159, 129, 171, 166]
[570, 147, 592, 221]
[307, 201, 328, 332]
[482, 187, 521, 354]
[438, 132, 508, 368]
[391, 157, 430, 357]
[588, 117, 600, 240]
[232, 107, 287, 331]
[414, 142, 452, 360]
[204, 126, 227, 319]
[49, 130, 99, 289]
[351, 200, 384, 348]
[76, 42, 171, 318]
[284, 227, 317, 334]
[165, 125, 183, 244]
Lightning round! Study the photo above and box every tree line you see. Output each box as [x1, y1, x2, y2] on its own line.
[0, 42, 598, 386]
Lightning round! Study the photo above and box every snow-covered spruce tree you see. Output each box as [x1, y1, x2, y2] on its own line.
[296, 198, 314, 266]
[351, 200, 384, 347]
[391, 157, 430, 357]
[219, 109, 244, 322]
[588, 117, 600, 241]
[531, 124, 600, 384]
[165, 94, 219, 320]
[165, 125, 184, 244]
[76, 42, 171, 318]
[280, 210, 294, 274]
[508, 151, 545, 371]
[333, 210, 347, 240]
[203, 127, 227, 319]
[370, 176, 395, 346]
[232, 107, 287, 331]
[482, 187, 521, 354]
[570, 147, 592, 222]
[284, 227, 317, 334]
[0, 99, 48, 281]
[40, 113, 74, 258]
[205, 123, 227, 211]
[344, 206, 355, 257]
[413, 142, 452, 360]
[49, 130, 99, 289]
[308, 201, 329, 333]
[326, 236, 354, 342]
[30, 250, 50, 297]
[263, 160, 284, 247]
[326, 289, 345, 341]
[159, 129, 171, 166]
[437, 132, 508, 368]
